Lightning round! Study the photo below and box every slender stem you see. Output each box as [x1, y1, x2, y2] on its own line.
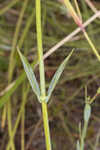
[21, 84, 26, 150]
[21, 110, 25, 150]
[6, 84, 29, 150]
[63, 0, 100, 61]
[83, 31, 100, 61]
[74, 0, 82, 20]
[6, 1, 29, 150]
[42, 102, 52, 150]
[21, 83, 26, 150]
[9, 0, 29, 81]
[36, 0, 51, 150]
[7, 102, 15, 150]
[80, 122, 88, 150]
[18, 9, 35, 49]
[1, 9, 99, 113]
[44, 11, 100, 60]
[36, 0, 46, 96]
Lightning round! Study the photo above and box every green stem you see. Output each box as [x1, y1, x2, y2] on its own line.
[6, 84, 29, 150]
[83, 31, 100, 61]
[9, 0, 29, 81]
[18, 9, 35, 49]
[63, 0, 100, 61]
[42, 102, 52, 150]
[21, 84, 26, 150]
[80, 122, 88, 150]
[36, 0, 46, 96]
[36, 0, 51, 150]
[6, 1, 29, 150]
[7, 102, 15, 150]
[21, 110, 25, 150]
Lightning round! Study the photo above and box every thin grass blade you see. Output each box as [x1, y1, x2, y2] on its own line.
[46, 49, 74, 102]
[17, 48, 41, 101]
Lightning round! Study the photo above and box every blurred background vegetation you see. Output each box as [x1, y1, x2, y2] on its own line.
[0, 0, 100, 150]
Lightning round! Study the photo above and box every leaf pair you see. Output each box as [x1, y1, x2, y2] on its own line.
[18, 48, 74, 103]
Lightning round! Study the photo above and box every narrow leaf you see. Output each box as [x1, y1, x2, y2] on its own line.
[76, 140, 80, 150]
[46, 49, 74, 102]
[0, 59, 37, 108]
[84, 103, 91, 123]
[17, 48, 41, 101]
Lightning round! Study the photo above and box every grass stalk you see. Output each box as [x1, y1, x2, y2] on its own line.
[7, 102, 15, 150]
[2, 0, 28, 147]
[21, 84, 26, 150]
[36, 0, 46, 96]
[9, 0, 29, 81]
[80, 121, 88, 150]
[74, 0, 82, 20]
[83, 31, 100, 61]
[6, 12, 35, 148]
[0, 12, 99, 109]
[7, 10, 35, 148]
[62, 0, 100, 61]
[6, 1, 29, 150]
[21, 111, 25, 150]
[18, 9, 35, 49]
[42, 102, 52, 150]
[36, 0, 52, 150]
[6, 84, 29, 150]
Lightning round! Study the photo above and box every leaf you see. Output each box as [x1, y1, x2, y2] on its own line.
[0, 51, 37, 108]
[84, 103, 91, 122]
[17, 48, 41, 101]
[76, 140, 80, 150]
[46, 49, 74, 102]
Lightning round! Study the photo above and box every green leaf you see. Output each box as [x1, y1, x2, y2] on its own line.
[17, 48, 41, 101]
[76, 140, 80, 150]
[46, 49, 74, 102]
[0, 52, 37, 108]
[84, 103, 91, 122]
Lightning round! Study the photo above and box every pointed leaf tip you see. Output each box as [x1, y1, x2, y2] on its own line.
[46, 49, 74, 102]
[17, 48, 41, 102]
